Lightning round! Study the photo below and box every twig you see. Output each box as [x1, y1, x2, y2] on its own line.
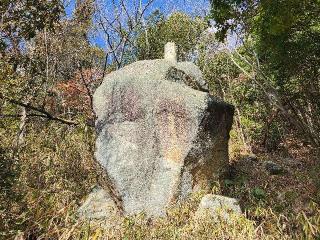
[2, 96, 78, 126]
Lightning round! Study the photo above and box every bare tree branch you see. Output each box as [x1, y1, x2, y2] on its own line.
[2, 96, 79, 126]
[96, 0, 155, 69]
[77, 62, 95, 117]
[0, 113, 48, 118]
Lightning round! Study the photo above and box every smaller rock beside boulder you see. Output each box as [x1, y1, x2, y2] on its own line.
[195, 194, 242, 221]
[77, 186, 120, 223]
[265, 161, 284, 175]
[246, 153, 258, 162]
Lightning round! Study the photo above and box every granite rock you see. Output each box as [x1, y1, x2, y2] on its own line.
[82, 44, 234, 219]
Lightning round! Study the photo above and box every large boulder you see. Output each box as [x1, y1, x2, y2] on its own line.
[86, 43, 234, 218]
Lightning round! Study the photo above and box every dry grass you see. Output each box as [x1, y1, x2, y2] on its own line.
[1, 121, 319, 239]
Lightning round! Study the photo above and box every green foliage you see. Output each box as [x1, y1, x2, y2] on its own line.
[0, 0, 63, 54]
[1, 1, 104, 125]
[137, 12, 208, 61]
[209, 0, 320, 148]
[252, 187, 266, 200]
[198, 43, 274, 150]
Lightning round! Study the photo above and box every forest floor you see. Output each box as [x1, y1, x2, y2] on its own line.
[73, 143, 319, 240]
[57, 140, 320, 239]
[1, 127, 320, 239]
[223, 140, 320, 239]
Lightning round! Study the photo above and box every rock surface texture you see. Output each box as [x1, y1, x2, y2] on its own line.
[78, 186, 120, 221]
[84, 43, 234, 218]
[195, 194, 242, 221]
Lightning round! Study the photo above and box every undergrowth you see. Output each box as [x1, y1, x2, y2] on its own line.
[1, 122, 319, 239]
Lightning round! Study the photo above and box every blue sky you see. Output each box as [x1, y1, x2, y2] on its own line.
[65, 0, 210, 17]
[64, 0, 211, 49]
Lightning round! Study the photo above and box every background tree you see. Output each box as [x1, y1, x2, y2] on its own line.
[0, 2, 103, 237]
[95, 0, 156, 71]
[209, 0, 320, 149]
[136, 11, 208, 61]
